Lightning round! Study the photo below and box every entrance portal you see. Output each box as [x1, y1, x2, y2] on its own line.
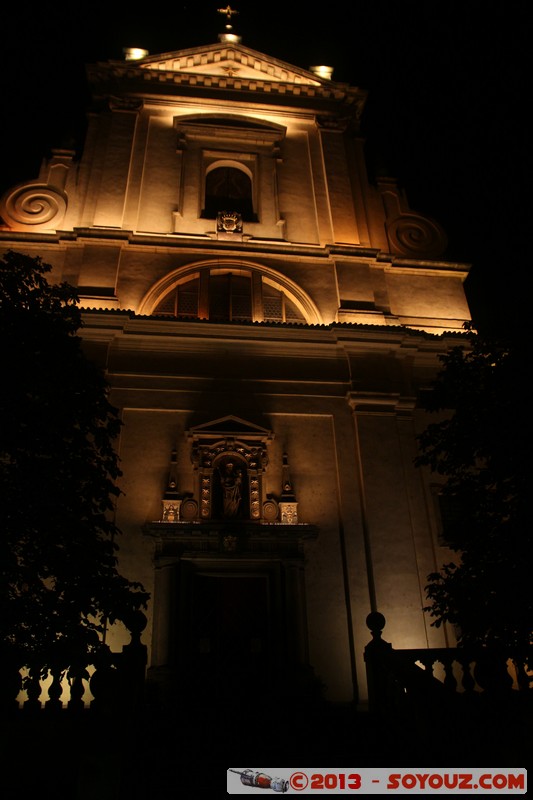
[187, 572, 273, 700]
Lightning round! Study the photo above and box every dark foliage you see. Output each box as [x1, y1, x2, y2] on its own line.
[0, 250, 148, 673]
[416, 328, 531, 653]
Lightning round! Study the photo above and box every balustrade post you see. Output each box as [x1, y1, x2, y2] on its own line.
[119, 610, 148, 712]
[90, 647, 123, 713]
[473, 650, 514, 694]
[364, 611, 394, 716]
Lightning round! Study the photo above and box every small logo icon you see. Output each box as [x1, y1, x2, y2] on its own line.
[229, 769, 289, 793]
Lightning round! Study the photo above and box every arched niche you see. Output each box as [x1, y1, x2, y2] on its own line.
[186, 415, 272, 523]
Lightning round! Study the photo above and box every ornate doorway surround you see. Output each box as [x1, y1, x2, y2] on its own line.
[143, 416, 318, 701]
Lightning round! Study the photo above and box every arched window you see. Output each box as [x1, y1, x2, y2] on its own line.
[153, 271, 252, 322]
[149, 265, 315, 324]
[262, 281, 305, 323]
[153, 276, 200, 318]
[202, 166, 257, 221]
[209, 273, 252, 322]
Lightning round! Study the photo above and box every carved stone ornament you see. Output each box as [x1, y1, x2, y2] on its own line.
[0, 182, 67, 231]
[108, 96, 143, 112]
[262, 499, 279, 521]
[279, 502, 298, 525]
[386, 213, 448, 258]
[316, 115, 352, 133]
[162, 500, 182, 522]
[216, 211, 243, 233]
[180, 498, 199, 520]
[187, 416, 273, 522]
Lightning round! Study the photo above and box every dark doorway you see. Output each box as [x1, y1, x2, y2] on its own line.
[188, 573, 272, 700]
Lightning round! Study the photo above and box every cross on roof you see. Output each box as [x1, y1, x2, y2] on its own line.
[218, 5, 238, 22]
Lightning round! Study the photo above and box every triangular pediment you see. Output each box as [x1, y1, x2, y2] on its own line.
[132, 42, 324, 86]
[187, 415, 273, 441]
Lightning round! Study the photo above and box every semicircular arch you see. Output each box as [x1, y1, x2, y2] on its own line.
[205, 160, 253, 181]
[138, 259, 323, 324]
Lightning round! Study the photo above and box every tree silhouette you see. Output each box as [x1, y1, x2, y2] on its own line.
[416, 328, 531, 653]
[0, 250, 148, 675]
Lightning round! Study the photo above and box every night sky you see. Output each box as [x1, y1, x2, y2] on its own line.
[1, 1, 529, 339]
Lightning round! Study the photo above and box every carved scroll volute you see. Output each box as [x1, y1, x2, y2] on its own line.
[0, 182, 67, 231]
[386, 213, 448, 258]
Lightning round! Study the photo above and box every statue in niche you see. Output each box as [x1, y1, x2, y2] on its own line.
[219, 460, 243, 518]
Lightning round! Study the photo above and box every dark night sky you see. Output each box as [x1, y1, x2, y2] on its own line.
[1, 1, 529, 339]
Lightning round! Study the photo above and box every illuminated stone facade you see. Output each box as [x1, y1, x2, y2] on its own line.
[0, 35, 471, 705]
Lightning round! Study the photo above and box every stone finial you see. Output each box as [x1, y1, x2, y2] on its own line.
[279, 452, 298, 524]
[161, 449, 182, 522]
[366, 611, 386, 640]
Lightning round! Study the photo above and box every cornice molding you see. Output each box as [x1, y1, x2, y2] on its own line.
[87, 64, 366, 119]
[79, 308, 468, 348]
[143, 521, 318, 562]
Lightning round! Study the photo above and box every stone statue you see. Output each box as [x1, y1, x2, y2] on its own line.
[220, 461, 242, 517]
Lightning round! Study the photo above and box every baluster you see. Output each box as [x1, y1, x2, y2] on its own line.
[68, 665, 88, 712]
[512, 658, 531, 691]
[441, 654, 458, 692]
[417, 653, 436, 680]
[24, 667, 43, 712]
[458, 655, 476, 693]
[45, 667, 64, 711]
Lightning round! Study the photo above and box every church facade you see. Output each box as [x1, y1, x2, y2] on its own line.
[0, 26, 471, 705]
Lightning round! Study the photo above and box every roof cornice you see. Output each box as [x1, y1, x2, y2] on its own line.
[87, 62, 366, 112]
